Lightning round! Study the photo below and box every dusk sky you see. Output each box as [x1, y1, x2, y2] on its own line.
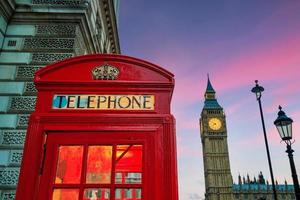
[119, 1, 300, 199]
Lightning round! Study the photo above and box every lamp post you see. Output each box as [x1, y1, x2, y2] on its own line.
[251, 80, 278, 200]
[274, 106, 300, 200]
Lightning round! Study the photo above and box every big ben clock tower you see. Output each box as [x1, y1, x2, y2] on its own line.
[200, 77, 234, 200]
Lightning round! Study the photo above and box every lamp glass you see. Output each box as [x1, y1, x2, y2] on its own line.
[275, 122, 292, 140]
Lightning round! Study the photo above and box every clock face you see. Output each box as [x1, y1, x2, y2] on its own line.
[208, 118, 222, 130]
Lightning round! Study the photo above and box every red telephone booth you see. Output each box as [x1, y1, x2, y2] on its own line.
[16, 54, 178, 200]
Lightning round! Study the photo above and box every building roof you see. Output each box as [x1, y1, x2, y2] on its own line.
[232, 183, 294, 192]
[204, 99, 222, 109]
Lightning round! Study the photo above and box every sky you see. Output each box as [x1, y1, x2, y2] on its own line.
[118, 1, 300, 199]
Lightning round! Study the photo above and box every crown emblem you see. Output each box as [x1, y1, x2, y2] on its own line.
[92, 64, 120, 80]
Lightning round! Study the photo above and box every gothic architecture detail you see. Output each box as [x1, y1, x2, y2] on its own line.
[233, 172, 296, 200]
[200, 77, 234, 200]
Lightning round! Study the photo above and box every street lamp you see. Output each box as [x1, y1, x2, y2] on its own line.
[251, 80, 278, 200]
[274, 106, 300, 200]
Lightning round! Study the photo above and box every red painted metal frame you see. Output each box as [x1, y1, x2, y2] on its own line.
[15, 54, 178, 200]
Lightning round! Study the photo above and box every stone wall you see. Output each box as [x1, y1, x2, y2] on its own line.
[0, 0, 120, 198]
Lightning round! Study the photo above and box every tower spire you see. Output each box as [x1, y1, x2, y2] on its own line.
[206, 74, 216, 93]
[203, 75, 221, 109]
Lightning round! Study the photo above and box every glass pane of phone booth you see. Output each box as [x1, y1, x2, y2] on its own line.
[83, 188, 110, 200]
[51, 144, 143, 200]
[86, 146, 112, 184]
[115, 145, 142, 184]
[55, 146, 84, 184]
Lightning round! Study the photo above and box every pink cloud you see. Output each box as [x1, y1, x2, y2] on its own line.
[173, 76, 203, 105]
[269, 78, 300, 98]
[213, 34, 300, 93]
[225, 96, 253, 116]
[166, 31, 300, 110]
[253, 110, 300, 146]
[234, 132, 264, 147]
[264, 98, 289, 114]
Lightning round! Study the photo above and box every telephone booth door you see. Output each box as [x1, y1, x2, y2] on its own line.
[38, 132, 154, 200]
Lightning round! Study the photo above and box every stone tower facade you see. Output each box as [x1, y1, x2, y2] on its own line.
[0, 0, 120, 199]
[200, 78, 234, 200]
